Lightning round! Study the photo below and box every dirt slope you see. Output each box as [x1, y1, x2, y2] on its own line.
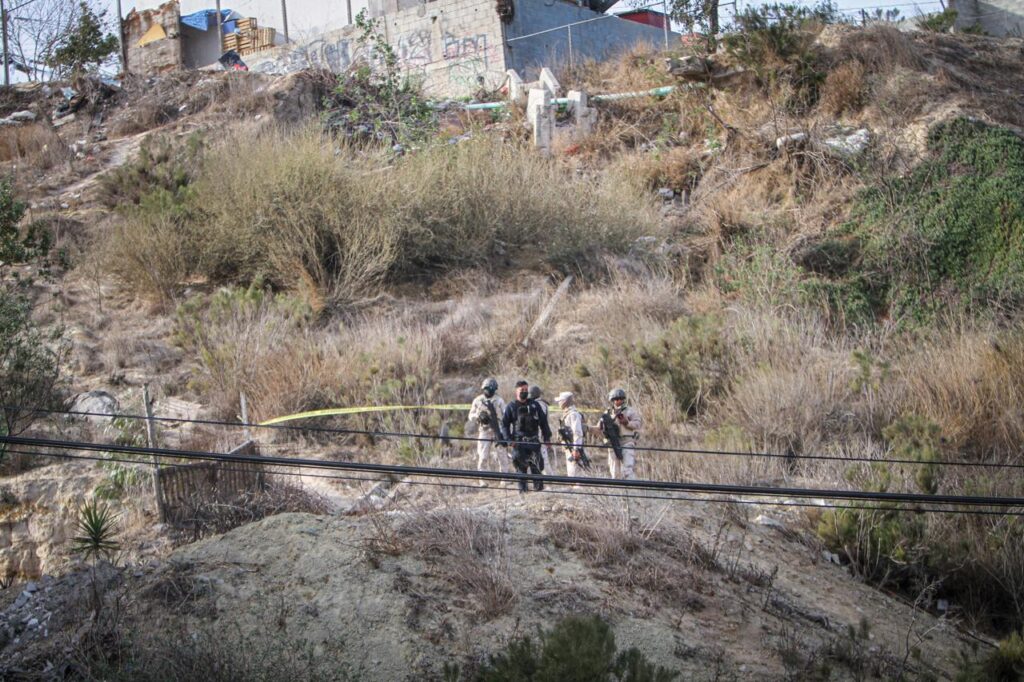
[0, 490, 968, 679]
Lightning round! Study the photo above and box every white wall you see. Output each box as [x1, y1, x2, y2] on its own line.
[129, 0, 369, 39]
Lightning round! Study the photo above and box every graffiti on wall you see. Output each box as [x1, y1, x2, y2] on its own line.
[440, 31, 502, 90]
[250, 34, 360, 74]
[247, 25, 502, 95]
[442, 32, 488, 60]
[396, 28, 432, 67]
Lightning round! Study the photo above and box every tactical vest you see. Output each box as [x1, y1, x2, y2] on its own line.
[513, 401, 542, 439]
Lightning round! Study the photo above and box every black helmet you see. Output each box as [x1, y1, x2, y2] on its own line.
[481, 378, 498, 397]
[529, 385, 542, 400]
[608, 387, 627, 402]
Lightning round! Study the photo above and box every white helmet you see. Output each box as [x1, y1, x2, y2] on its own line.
[555, 391, 574, 405]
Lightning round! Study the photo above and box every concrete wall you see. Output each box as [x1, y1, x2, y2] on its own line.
[125, 1, 183, 75]
[245, 0, 506, 97]
[181, 23, 222, 69]
[503, 0, 669, 81]
[131, 0, 366, 40]
[951, 0, 1024, 35]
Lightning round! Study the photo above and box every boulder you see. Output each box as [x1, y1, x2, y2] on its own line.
[821, 128, 871, 158]
[69, 390, 119, 420]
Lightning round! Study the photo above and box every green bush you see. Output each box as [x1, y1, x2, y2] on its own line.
[806, 118, 1024, 325]
[476, 614, 678, 682]
[721, 2, 841, 111]
[99, 133, 204, 210]
[634, 314, 730, 416]
[957, 631, 1024, 681]
[883, 415, 944, 495]
[918, 8, 957, 32]
[0, 181, 65, 465]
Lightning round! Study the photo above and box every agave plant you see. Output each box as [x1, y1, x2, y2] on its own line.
[72, 498, 120, 563]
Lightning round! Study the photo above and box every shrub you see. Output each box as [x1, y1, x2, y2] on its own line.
[324, 11, 436, 145]
[893, 327, 1024, 458]
[634, 314, 730, 416]
[477, 614, 678, 682]
[108, 129, 661, 304]
[172, 281, 330, 419]
[390, 510, 518, 619]
[957, 631, 1024, 681]
[918, 8, 957, 33]
[0, 181, 66, 463]
[882, 414, 944, 494]
[819, 118, 1024, 325]
[0, 122, 72, 172]
[721, 2, 841, 111]
[98, 133, 204, 209]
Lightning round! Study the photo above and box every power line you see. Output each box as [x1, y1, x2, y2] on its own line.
[4, 434, 1024, 509]
[8, 445, 1023, 516]
[12, 404, 1024, 472]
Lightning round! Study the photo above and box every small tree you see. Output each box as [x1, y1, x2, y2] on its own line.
[665, 0, 722, 42]
[0, 179, 65, 464]
[47, 1, 118, 78]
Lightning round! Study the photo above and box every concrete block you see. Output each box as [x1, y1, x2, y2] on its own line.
[527, 87, 554, 155]
[506, 69, 525, 103]
[566, 89, 597, 137]
[539, 67, 560, 96]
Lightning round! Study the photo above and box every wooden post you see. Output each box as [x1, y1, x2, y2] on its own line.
[521, 275, 573, 349]
[239, 391, 252, 441]
[144, 383, 167, 522]
[1, 0, 9, 87]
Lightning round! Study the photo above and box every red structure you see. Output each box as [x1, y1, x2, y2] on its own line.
[616, 9, 669, 29]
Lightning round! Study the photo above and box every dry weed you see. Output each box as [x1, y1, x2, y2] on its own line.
[392, 509, 518, 618]
[818, 61, 867, 117]
[891, 328, 1024, 458]
[547, 513, 712, 611]
[0, 122, 72, 171]
[173, 480, 331, 543]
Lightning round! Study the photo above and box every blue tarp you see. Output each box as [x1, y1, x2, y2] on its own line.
[180, 9, 232, 31]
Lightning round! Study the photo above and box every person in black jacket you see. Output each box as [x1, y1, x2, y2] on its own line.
[501, 380, 552, 493]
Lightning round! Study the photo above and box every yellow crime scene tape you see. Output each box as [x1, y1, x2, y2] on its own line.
[261, 404, 601, 426]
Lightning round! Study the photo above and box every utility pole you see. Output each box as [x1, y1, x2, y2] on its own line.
[280, 0, 288, 42]
[115, 0, 126, 73]
[1, 0, 9, 87]
[662, 0, 670, 50]
[215, 0, 223, 53]
[347, 0, 353, 25]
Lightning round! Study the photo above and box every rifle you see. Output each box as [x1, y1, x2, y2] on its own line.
[557, 425, 591, 470]
[599, 410, 624, 461]
[482, 399, 506, 447]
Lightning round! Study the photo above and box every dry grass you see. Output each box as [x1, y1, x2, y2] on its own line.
[108, 101, 177, 138]
[0, 122, 72, 171]
[386, 509, 518, 618]
[105, 127, 661, 305]
[547, 511, 713, 611]
[172, 480, 332, 544]
[890, 327, 1024, 458]
[818, 61, 867, 118]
